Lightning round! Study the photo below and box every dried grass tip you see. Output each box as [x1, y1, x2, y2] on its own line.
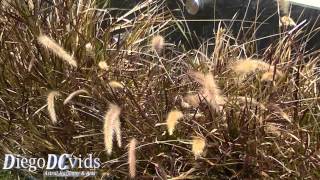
[85, 43, 93, 52]
[47, 91, 60, 124]
[128, 138, 137, 178]
[192, 136, 206, 158]
[230, 58, 273, 76]
[166, 110, 184, 135]
[98, 61, 109, 70]
[64, 89, 89, 105]
[108, 81, 124, 89]
[151, 35, 165, 53]
[189, 71, 225, 111]
[103, 104, 121, 155]
[181, 94, 201, 108]
[37, 35, 77, 67]
[114, 116, 122, 148]
[280, 16, 297, 27]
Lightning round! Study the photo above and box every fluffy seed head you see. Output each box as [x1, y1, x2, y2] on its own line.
[114, 117, 122, 148]
[85, 43, 93, 52]
[63, 89, 89, 105]
[181, 94, 201, 108]
[27, 0, 34, 11]
[192, 137, 206, 158]
[189, 71, 225, 111]
[103, 104, 121, 155]
[37, 35, 77, 67]
[108, 81, 124, 89]
[231, 58, 273, 76]
[261, 71, 276, 81]
[128, 138, 137, 178]
[98, 61, 109, 70]
[261, 69, 284, 82]
[280, 16, 297, 27]
[151, 35, 165, 53]
[47, 91, 60, 124]
[166, 110, 184, 135]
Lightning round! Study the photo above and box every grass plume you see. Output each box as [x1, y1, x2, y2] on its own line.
[151, 35, 165, 53]
[103, 104, 121, 155]
[108, 81, 124, 89]
[85, 43, 93, 52]
[230, 58, 276, 76]
[128, 138, 137, 178]
[114, 117, 122, 148]
[98, 61, 109, 70]
[47, 91, 60, 124]
[192, 136, 206, 159]
[189, 71, 225, 111]
[280, 16, 297, 27]
[166, 110, 184, 135]
[63, 89, 89, 105]
[261, 70, 283, 81]
[181, 94, 201, 108]
[37, 35, 77, 67]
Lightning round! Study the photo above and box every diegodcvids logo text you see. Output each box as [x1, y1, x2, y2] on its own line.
[3, 154, 101, 172]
